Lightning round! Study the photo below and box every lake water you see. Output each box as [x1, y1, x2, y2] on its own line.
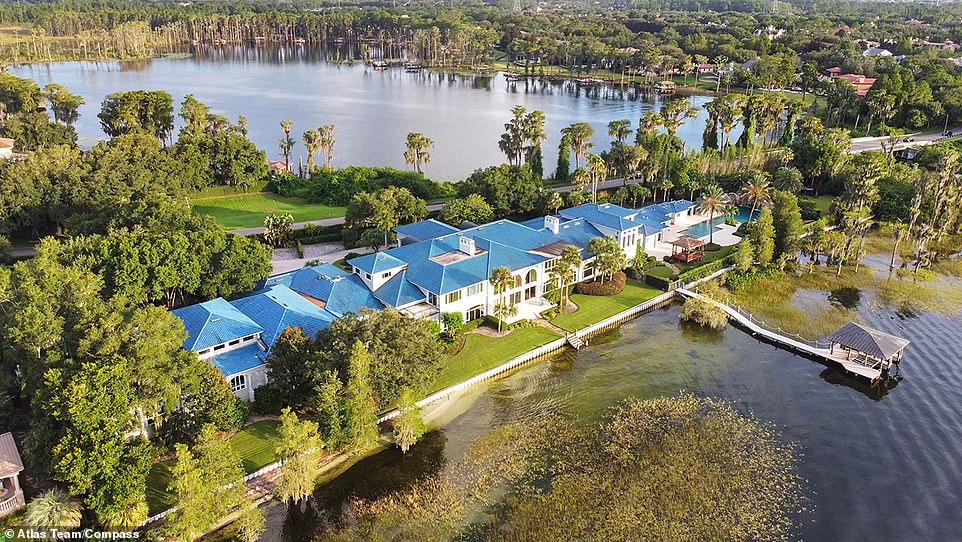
[256, 296, 962, 541]
[13, 45, 727, 180]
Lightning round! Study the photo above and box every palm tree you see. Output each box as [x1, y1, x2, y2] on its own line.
[562, 122, 594, 168]
[696, 184, 730, 245]
[635, 112, 663, 143]
[279, 119, 295, 171]
[717, 94, 745, 148]
[571, 167, 590, 192]
[319, 124, 335, 170]
[545, 191, 564, 214]
[489, 266, 515, 332]
[549, 245, 582, 309]
[24, 489, 82, 531]
[302, 129, 320, 173]
[740, 174, 771, 222]
[586, 153, 608, 203]
[608, 119, 632, 143]
[403, 132, 433, 174]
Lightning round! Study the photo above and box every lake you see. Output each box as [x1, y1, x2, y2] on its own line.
[256, 295, 962, 541]
[13, 44, 727, 180]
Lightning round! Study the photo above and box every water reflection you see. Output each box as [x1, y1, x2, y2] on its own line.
[13, 45, 739, 179]
[829, 287, 862, 309]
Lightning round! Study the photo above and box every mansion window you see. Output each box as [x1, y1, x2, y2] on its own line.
[229, 375, 247, 392]
[513, 275, 522, 288]
[509, 291, 521, 305]
[382, 272, 392, 278]
[466, 283, 483, 296]
[525, 269, 537, 284]
[428, 293, 439, 306]
[445, 290, 462, 304]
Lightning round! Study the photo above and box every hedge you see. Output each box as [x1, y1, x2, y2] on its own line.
[574, 271, 627, 296]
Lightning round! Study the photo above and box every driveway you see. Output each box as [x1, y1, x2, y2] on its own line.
[271, 242, 372, 275]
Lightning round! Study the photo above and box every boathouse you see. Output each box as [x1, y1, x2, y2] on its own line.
[827, 323, 910, 373]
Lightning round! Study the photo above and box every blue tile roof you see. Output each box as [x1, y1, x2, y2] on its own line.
[269, 264, 385, 317]
[231, 284, 335, 348]
[171, 298, 264, 352]
[393, 219, 459, 241]
[348, 252, 408, 274]
[560, 203, 642, 232]
[372, 270, 426, 308]
[208, 343, 268, 377]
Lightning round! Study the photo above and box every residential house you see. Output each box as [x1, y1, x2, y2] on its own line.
[837, 74, 877, 96]
[862, 47, 892, 57]
[171, 202, 694, 398]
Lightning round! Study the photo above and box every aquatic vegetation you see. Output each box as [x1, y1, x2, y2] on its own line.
[318, 395, 801, 542]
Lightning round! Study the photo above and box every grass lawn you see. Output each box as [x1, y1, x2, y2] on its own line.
[191, 193, 346, 229]
[432, 326, 562, 392]
[552, 280, 662, 332]
[145, 420, 282, 514]
[799, 194, 836, 220]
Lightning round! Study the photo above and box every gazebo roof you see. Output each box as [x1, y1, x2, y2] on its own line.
[669, 235, 706, 250]
[0, 433, 23, 478]
[828, 322, 910, 360]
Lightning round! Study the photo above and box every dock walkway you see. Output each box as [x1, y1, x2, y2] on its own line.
[675, 288, 885, 382]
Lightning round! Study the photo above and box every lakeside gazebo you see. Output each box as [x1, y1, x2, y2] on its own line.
[670, 235, 705, 264]
[827, 322, 910, 373]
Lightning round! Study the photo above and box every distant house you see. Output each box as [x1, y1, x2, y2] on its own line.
[862, 47, 893, 57]
[823, 66, 843, 79]
[0, 433, 25, 518]
[266, 160, 292, 174]
[753, 26, 785, 40]
[837, 74, 877, 96]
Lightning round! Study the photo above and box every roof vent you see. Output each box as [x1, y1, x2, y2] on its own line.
[210, 317, 222, 323]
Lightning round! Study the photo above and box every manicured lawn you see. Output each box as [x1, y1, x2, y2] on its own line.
[432, 326, 562, 392]
[552, 280, 662, 332]
[799, 194, 836, 219]
[190, 193, 346, 229]
[145, 420, 282, 514]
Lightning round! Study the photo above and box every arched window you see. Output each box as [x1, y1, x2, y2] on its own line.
[229, 375, 247, 393]
[526, 269, 537, 284]
[514, 275, 522, 288]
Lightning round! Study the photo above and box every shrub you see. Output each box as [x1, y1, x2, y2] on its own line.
[507, 319, 536, 330]
[296, 240, 304, 259]
[574, 271, 627, 296]
[540, 307, 560, 320]
[704, 242, 722, 252]
[724, 267, 781, 292]
[251, 386, 284, 415]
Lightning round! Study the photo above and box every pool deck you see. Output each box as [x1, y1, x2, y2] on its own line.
[649, 211, 742, 259]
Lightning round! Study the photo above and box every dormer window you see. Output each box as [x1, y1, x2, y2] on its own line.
[382, 272, 392, 278]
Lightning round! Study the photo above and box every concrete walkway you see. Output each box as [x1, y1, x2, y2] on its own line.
[271, 242, 372, 275]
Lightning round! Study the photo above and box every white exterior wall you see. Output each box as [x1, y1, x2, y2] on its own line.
[433, 262, 547, 324]
[226, 364, 269, 401]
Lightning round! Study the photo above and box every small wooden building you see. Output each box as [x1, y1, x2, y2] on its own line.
[670, 235, 705, 263]
[827, 322, 910, 374]
[0, 432, 25, 517]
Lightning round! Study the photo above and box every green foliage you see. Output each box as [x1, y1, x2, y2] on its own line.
[392, 388, 427, 454]
[276, 166, 452, 206]
[24, 489, 82, 530]
[680, 282, 729, 329]
[750, 208, 776, 267]
[320, 394, 799, 541]
[251, 385, 284, 416]
[312, 369, 348, 449]
[166, 425, 254, 542]
[275, 408, 324, 503]
[438, 193, 494, 226]
[586, 236, 626, 283]
[266, 326, 316, 407]
[163, 360, 249, 446]
[315, 309, 443, 409]
[723, 266, 781, 292]
[574, 271, 627, 296]
[457, 164, 545, 218]
[344, 186, 428, 246]
[98, 90, 174, 141]
[263, 212, 294, 248]
[345, 341, 379, 452]
[772, 190, 804, 260]
[733, 238, 754, 273]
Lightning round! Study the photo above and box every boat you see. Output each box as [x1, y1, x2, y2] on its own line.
[371, 60, 389, 69]
[505, 70, 521, 81]
[404, 62, 422, 72]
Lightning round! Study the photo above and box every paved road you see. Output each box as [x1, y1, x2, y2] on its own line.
[227, 176, 653, 236]
[850, 127, 961, 153]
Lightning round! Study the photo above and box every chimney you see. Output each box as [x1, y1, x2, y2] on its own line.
[544, 215, 561, 235]
[459, 235, 476, 255]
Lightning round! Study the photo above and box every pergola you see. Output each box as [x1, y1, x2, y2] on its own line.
[670, 235, 705, 264]
[827, 322, 910, 369]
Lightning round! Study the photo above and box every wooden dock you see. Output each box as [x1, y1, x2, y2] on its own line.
[675, 288, 890, 382]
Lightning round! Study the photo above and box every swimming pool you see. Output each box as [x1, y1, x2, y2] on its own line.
[681, 206, 754, 239]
